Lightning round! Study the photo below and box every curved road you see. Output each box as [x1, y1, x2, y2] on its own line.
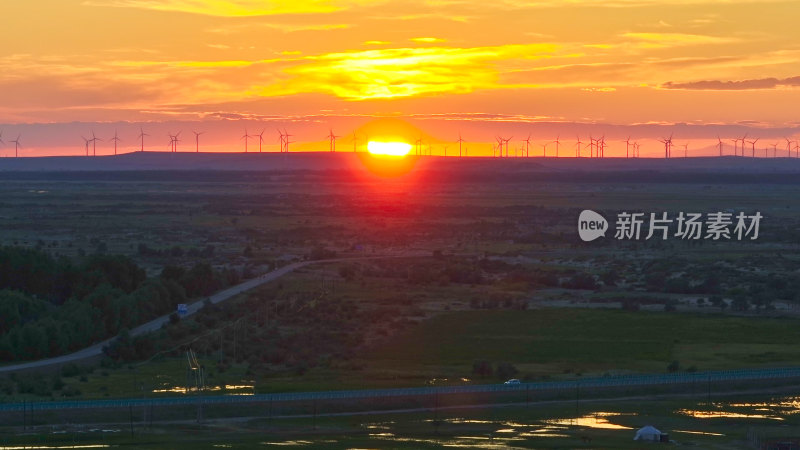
[0, 254, 422, 374]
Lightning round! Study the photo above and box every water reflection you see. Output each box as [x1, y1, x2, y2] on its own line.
[672, 429, 726, 436]
[546, 412, 634, 430]
[151, 384, 255, 395]
[677, 409, 784, 421]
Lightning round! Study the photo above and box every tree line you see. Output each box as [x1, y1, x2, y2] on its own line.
[0, 246, 238, 361]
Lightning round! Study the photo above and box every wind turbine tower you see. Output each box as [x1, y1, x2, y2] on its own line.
[553, 136, 561, 157]
[503, 136, 512, 157]
[10, 135, 21, 158]
[521, 134, 532, 157]
[193, 131, 204, 152]
[138, 127, 148, 152]
[327, 129, 340, 152]
[283, 129, 293, 152]
[241, 129, 251, 152]
[748, 138, 759, 157]
[256, 130, 265, 152]
[278, 130, 286, 152]
[90, 131, 101, 156]
[110, 130, 121, 155]
[81, 136, 90, 156]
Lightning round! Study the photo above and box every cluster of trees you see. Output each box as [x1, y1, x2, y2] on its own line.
[0, 246, 236, 362]
[138, 243, 215, 259]
[472, 360, 518, 380]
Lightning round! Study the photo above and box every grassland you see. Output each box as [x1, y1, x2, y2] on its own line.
[2, 169, 800, 444]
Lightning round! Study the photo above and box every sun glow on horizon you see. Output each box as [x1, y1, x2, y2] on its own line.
[367, 141, 412, 157]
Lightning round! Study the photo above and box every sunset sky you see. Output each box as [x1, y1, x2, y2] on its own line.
[2, 0, 800, 156]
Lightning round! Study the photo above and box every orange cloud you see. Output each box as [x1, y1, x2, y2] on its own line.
[83, 0, 372, 16]
[260, 44, 559, 100]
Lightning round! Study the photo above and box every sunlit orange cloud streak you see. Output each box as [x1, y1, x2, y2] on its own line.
[82, 0, 372, 16]
[262, 44, 558, 100]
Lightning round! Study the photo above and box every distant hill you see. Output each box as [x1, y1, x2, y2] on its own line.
[0, 152, 799, 181]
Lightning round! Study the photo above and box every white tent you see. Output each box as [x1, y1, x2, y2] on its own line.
[634, 425, 662, 441]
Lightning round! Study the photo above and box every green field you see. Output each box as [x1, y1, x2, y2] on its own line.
[358, 308, 800, 381]
[38, 307, 800, 401]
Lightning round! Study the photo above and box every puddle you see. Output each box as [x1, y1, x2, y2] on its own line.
[152, 384, 254, 395]
[545, 412, 635, 430]
[672, 429, 726, 436]
[677, 409, 784, 421]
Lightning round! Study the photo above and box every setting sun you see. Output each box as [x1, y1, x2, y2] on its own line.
[367, 141, 412, 157]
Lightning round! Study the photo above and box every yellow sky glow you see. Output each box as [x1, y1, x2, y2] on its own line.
[1, 0, 800, 156]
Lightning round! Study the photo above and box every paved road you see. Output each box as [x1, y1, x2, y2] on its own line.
[0, 254, 421, 374]
[2, 366, 799, 412]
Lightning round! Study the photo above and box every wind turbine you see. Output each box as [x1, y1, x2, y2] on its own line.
[170, 131, 181, 152]
[634, 142, 641, 157]
[522, 133, 531, 157]
[552, 136, 561, 157]
[351, 132, 358, 153]
[192, 130, 204, 152]
[785, 138, 793, 157]
[739, 133, 748, 157]
[278, 129, 286, 152]
[256, 129, 265, 152]
[493, 136, 503, 157]
[241, 129, 251, 152]
[747, 137, 759, 157]
[457, 133, 465, 157]
[682, 143, 689, 158]
[90, 131, 101, 156]
[716, 136, 724, 157]
[771, 143, 778, 158]
[541, 142, 548, 158]
[658, 134, 673, 159]
[503, 136, 512, 157]
[598, 136, 606, 158]
[624, 137, 632, 158]
[327, 129, 340, 152]
[138, 127, 148, 152]
[283, 129, 293, 152]
[110, 130, 121, 155]
[81, 136, 90, 156]
[10, 135, 21, 158]
[575, 136, 583, 157]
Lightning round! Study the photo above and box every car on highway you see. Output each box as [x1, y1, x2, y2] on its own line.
[504, 379, 521, 385]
